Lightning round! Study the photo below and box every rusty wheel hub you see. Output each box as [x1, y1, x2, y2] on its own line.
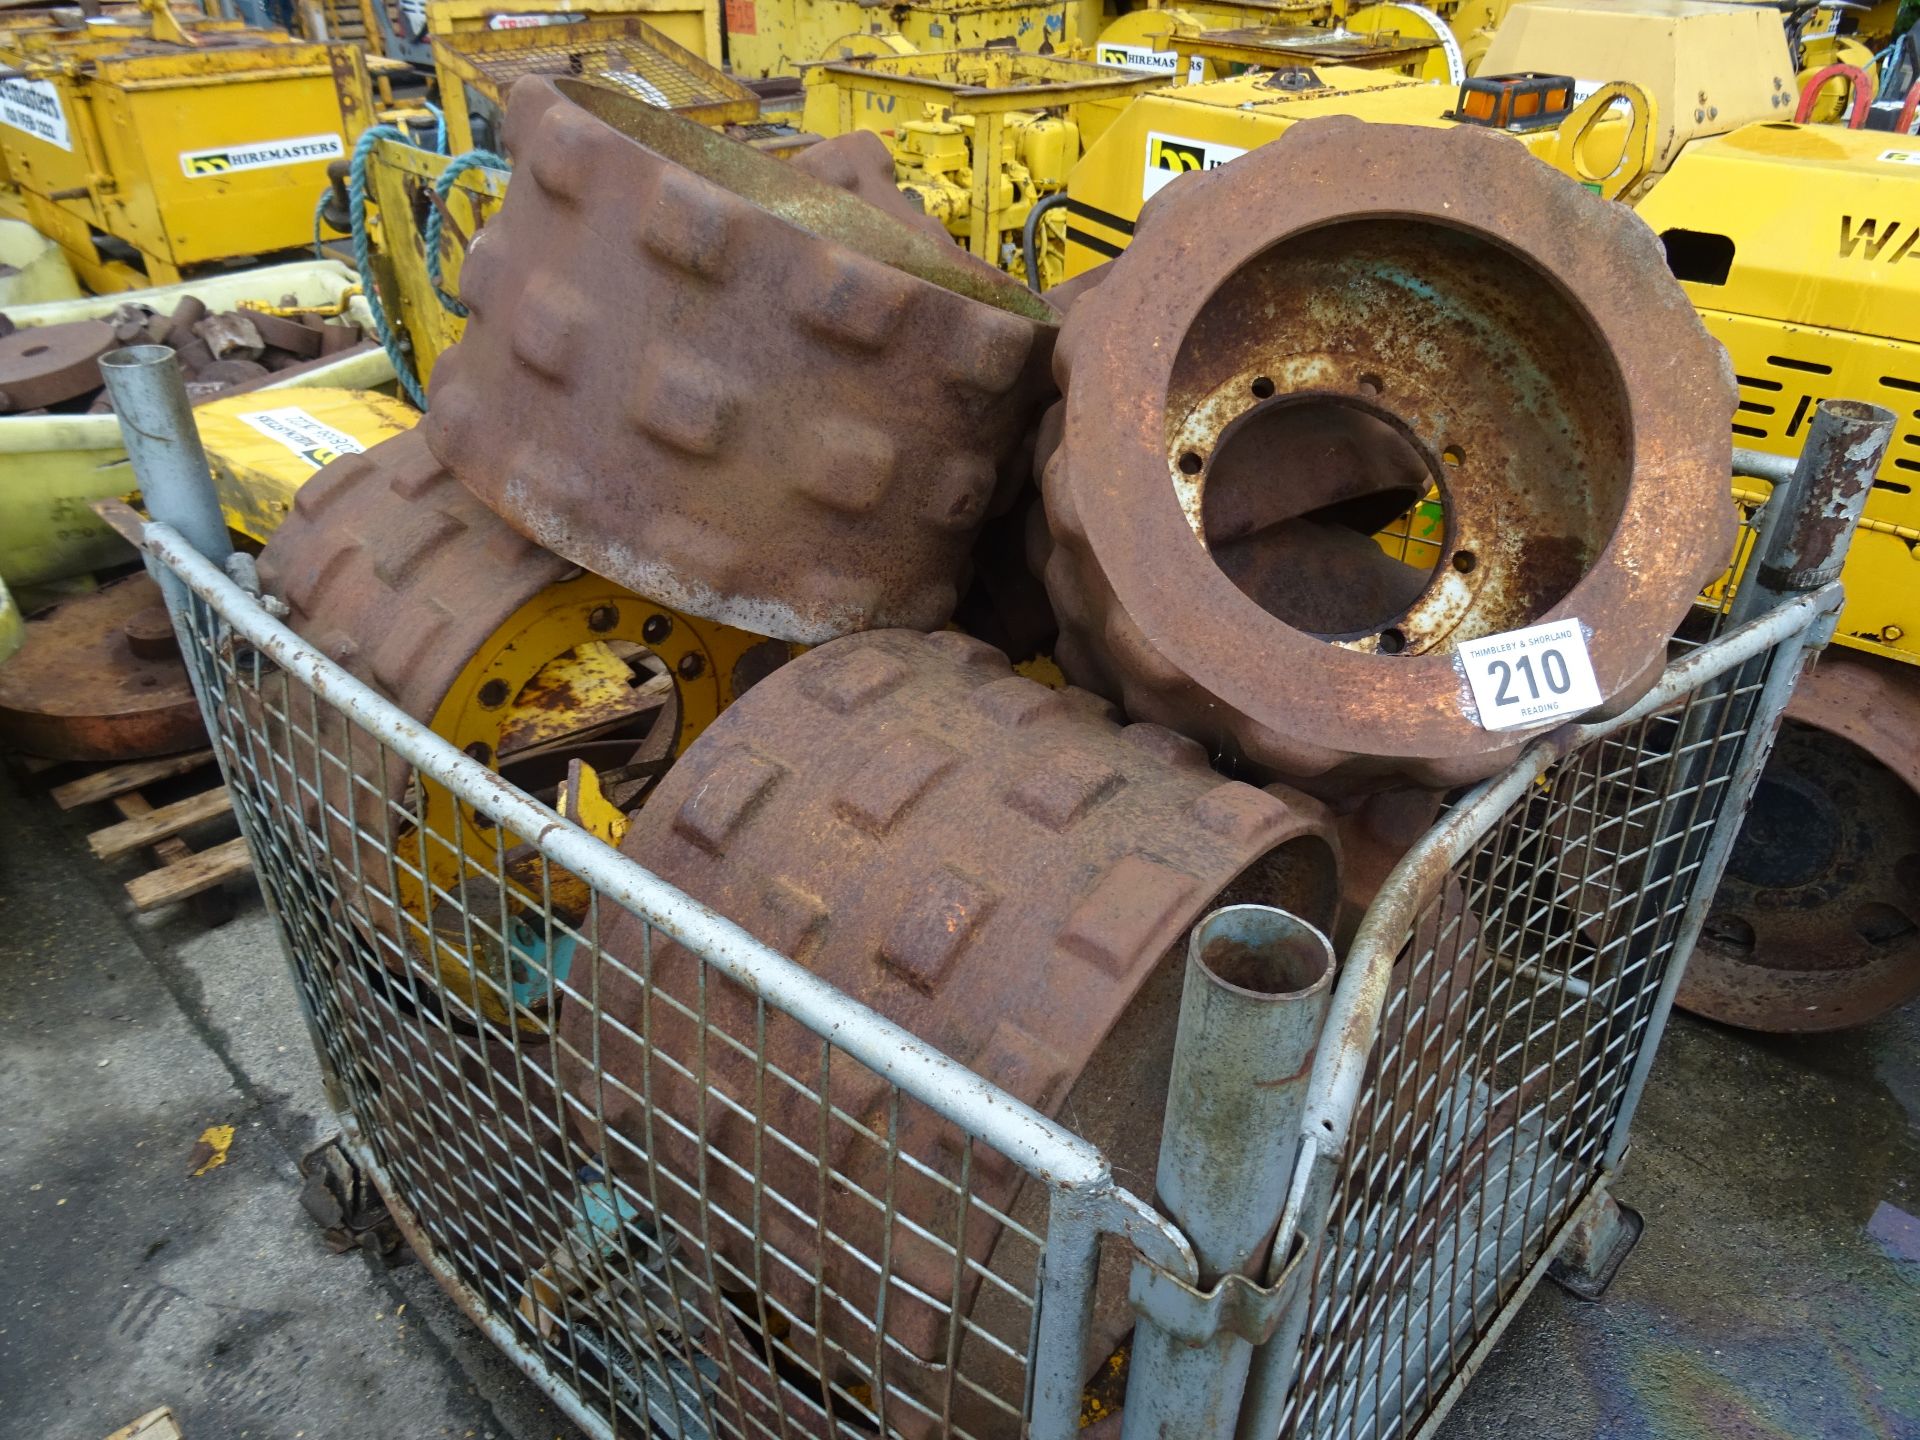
[1681, 655, 1920, 1032]
[1039, 118, 1735, 791]
[0, 574, 204, 761]
[424, 78, 1059, 644]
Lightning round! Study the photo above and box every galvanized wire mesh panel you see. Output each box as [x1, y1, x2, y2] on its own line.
[152, 563, 1153, 1440]
[1275, 567, 1802, 1433]
[143, 467, 1829, 1440]
[438, 18, 755, 120]
[468, 40, 719, 106]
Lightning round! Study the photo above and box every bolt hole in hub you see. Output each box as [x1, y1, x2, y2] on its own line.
[1170, 217, 1632, 657]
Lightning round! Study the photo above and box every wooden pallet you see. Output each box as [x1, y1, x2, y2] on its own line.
[48, 749, 253, 918]
[104, 1407, 185, 1440]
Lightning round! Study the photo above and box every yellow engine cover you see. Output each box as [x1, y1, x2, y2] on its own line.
[1062, 67, 1639, 275]
[726, 0, 1105, 78]
[1638, 122, 1920, 666]
[1479, 0, 1796, 175]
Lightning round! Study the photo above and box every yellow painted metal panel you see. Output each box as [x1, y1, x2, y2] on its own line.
[1694, 308, 1920, 664]
[1479, 0, 1795, 170]
[1638, 121, 1920, 343]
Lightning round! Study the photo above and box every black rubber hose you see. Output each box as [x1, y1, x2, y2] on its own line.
[1022, 189, 1072, 293]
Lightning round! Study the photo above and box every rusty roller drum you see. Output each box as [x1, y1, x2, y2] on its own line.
[423, 77, 1060, 645]
[1680, 653, 1920, 1032]
[257, 430, 783, 1033]
[555, 628, 1339, 1432]
[1039, 118, 1737, 792]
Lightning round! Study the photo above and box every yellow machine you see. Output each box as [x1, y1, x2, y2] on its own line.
[1061, 65, 1653, 273]
[1478, 0, 1798, 183]
[802, 49, 1167, 282]
[358, 0, 719, 67]
[196, 387, 420, 542]
[1089, 0, 1517, 88]
[727, 0, 1106, 78]
[430, 8, 754, 152]
[356, 138, 505, 385]
[1638, 123, 1920, 667]
[0, 7, 379, 291]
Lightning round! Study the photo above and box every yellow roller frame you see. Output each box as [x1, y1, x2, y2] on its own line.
[1549, 81, 1657, 201]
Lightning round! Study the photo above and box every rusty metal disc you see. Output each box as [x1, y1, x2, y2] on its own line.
[0, 319, 116, 412]
[1680, 654, 1920, 1032]
[1039, 118, 1735, 792]
[0, 573, 204, 761]
[557, 628, 1339, 1432]
[423, 78, 1060, 644]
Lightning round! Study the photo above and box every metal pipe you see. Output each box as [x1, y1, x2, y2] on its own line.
[99, 344, 234, 746]
[1120, 905, 1335, 1440]
[1728, 399, 1895, 626]
[99, 345, 233, 578]
[1731, 447, 1794, 488]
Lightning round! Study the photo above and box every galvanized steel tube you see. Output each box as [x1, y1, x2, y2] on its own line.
[99, 345, 233, 573]
[1120, 905, 1335, 1440]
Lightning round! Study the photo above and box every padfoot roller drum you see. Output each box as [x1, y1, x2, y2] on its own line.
[1038, 117, 1737, 792]
[257, 429, 786, 1032]
[556, 628, 1340, 1432]
[424, 77, 1061, 645]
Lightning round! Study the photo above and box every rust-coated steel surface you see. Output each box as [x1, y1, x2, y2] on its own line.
[556, 628, 1338, 1427]
[0, 574, 205, 761]
[256, 429, 578, 948]
[425, 78, 1060, 645]
[0, 320, 117, 412]
[258, 428, 577, 804]
[1680, 652, 1920, 1032]
[1039, 118, 1736, 791]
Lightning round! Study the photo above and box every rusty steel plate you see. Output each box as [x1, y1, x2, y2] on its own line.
[423, 77, 1060, 645]
[1680, 653, 1920, 1032]
[0, 319, 116, 412]
[555, 628, 1338, 1429]
[1039, 118, 1736, 792]
[0, 574, 205, 761]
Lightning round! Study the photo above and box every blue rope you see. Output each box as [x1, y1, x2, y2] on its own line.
[311, 187, 331, 260]
[424, 100, 449, 156]
[426, 149, 507, 318]
[349, 123, 429, 409]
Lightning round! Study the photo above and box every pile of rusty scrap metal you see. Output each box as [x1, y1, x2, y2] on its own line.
[252, 75, 1735, 1428]
[0, 294, 370, 415]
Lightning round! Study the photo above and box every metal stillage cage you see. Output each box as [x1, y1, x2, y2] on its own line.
[121, 359, 1890, 1440]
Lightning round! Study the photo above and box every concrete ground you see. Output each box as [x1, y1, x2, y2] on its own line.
[0, 761, 1914, 1440]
